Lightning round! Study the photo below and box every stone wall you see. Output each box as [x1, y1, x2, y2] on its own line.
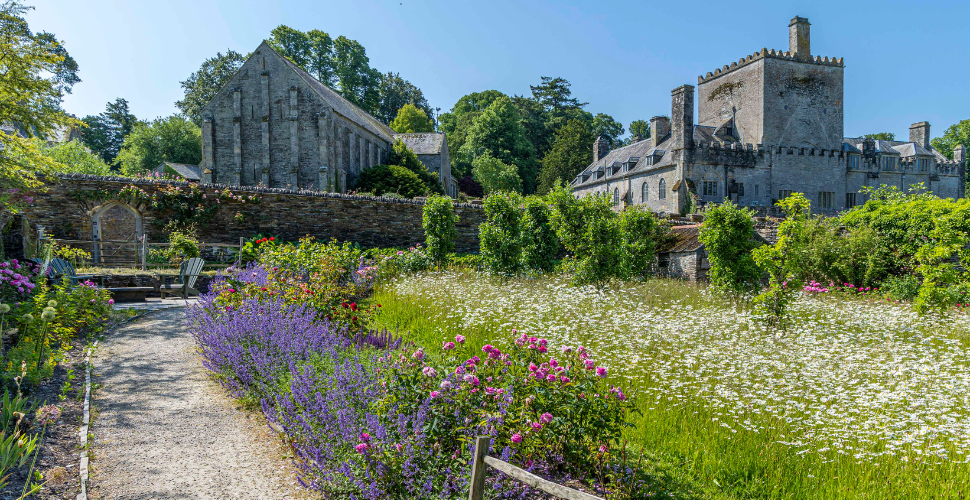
[21, 174, 484, 253]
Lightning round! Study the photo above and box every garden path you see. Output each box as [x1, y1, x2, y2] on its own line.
[88, 307, 311, 500]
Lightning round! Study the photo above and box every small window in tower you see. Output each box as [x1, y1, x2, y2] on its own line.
[702, 180, 717, 197]
[847, 154, 859, 169]
[641, 182, 648, 203]
[754, 184, 760, 198]
[738, 183, 745, 197]
[613, 188, 619, 206]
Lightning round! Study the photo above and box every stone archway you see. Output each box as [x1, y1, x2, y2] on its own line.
[91, 202, 143, 266]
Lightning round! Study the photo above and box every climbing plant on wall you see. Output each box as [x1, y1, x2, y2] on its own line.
[70, 183, 261, 230]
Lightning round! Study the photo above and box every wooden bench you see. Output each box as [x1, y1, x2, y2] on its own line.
[106, 287, 155, 303]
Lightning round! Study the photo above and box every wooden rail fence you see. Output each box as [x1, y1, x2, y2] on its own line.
[467, 436, 603, 500]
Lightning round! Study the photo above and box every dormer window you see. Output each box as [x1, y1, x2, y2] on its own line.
[918, 158, 930, 172]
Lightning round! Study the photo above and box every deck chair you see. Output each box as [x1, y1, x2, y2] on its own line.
[160, 257, 205, 299]
[49, 258, 99, 287]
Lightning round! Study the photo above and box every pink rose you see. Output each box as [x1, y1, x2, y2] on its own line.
[511, 433, 522, 444]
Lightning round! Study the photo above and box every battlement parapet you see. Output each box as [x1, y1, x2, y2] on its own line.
[698, 48, 844, 84]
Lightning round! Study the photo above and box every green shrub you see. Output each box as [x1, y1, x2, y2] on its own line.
[160, 230, 200, 264]
[753, 193, 811, 328]
[355, 164, 428, 198]
[619, 206, 663, 279]
[879, 275, 921, 301]
[547, 184, 625, 285]
[422, 195, 458, 266]
[472, 153, 522, 195]
[389, 139, 444, 195]
[520, 197, 558, 272]
[479, 191, 522, 274]
[698, 201, 762, 293]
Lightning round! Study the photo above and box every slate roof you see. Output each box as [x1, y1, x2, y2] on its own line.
[658, 225, 703, 253]
[393, 133, 445, 155]
[261, 42, 397, 142]
[156, 162, 201, 181]
[843, 137, 953, 161]
[891, 142, 933, 157]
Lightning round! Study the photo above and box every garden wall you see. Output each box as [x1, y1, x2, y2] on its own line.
[20, 174, 485, 253]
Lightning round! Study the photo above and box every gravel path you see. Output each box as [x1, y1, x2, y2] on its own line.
[88, 308, 313, 500]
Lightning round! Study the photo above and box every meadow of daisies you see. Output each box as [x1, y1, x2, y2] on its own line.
[371, 269, 970, 499]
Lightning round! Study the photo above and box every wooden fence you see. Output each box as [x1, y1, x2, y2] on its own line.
[467, 436, 603, 500]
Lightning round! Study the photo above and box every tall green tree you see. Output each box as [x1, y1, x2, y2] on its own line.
[389, 103, 434, 133]
[592, 113, 624, 147]
[530, 76, 591, 132]
[268, 25, 313, 70]
[698, 200, 762, 294]
[35, 139, 111, 176]
[932, 119, 970, 159]
[81, 98, 137, 164]
[0, 0, 79, 227]
[378, 72, 430, 124]
[628, 119, 650, 140]
[538, 119, 595, 194]
[460, 96, 536, 192]
[333, 36, 381, 112]
[439, 90, 507, 178]
[115, 115, 202, 176]
[387, 139, 443, 195]
[176, 50, 245, 125]
[472, 153, 521, 195]
[864, 132, 896, 141]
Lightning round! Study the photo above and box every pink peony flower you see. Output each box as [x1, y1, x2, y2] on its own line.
[439, 380, 454, 390]
[540, 413, 553, 424]
[584, 359, 595, 370]
[108, 299, 115, 305]
[531, 422, 542, 431]
[422, 366, 437, 378]
[562, 346, 573, 354]
[443, 341, 455, 350]
[430, 390, 441, 399]
[355, 443, 369, 453]
[412, 349, 425, 360]
[595, 366, 608, 378]
[455, 335, 465, 344]
[528, 362, 538, 372]
[511, 433, 523, 444]
[463, 374, 480, 386]
[599, 444, 608, 453]
[359, 432, 371, 442]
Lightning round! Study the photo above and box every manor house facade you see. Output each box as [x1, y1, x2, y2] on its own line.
[572, 17, 967, 213]
[199, 41, 455, 196]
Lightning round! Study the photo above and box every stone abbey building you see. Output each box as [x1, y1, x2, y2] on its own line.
[200, 41, 455, 196]
[572, 17, 967, 213]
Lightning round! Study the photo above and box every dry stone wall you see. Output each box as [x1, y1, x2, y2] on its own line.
[22, 174, 484, 253]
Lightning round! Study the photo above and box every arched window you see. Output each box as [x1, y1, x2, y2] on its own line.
[659, 178, 666, 199]
[641, 182, 648, 203]
[613, 188, 620, 206]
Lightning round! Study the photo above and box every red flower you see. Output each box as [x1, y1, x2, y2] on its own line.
[342, 302, 349, 309]
[269, 236, 275, 241]
[350, 302, 358, 311]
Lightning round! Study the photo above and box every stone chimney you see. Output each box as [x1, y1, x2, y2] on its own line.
[955, 144, 967, 164]
[789, 16, 811, 61]
[910, 122, 931, 149]
[650, 116, 670, 146]
[593, 136, 610, 162]
[671, 85, 694, 150]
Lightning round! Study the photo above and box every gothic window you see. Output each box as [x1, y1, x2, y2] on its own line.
[702, 180, 717, 197]
[818, 191, 834, 209]
[613, 188, 620, 206]
[737, 183, 744, 197]
[641, 182, 648, 203]
[779, 189, 794, 200]
[659, 179, 666, 199]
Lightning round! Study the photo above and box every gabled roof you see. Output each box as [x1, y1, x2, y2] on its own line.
[204, 41, 396, 143]
[155, 162, 200, 181]
[891, 142, 933, 157]
[658, 225, 703, 253]
[268, 43, 396, 141]
[393, 133, 445, 155]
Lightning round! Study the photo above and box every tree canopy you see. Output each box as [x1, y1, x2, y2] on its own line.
[80, 98, 138, 164]
[592, 113, 624, 147]
[472, 153, 521, 195]
[378, 72, 431, 125]
[627, 119, 650, 142]
[176, 50, 245, 125]
[0, 0, 79, 219]
[931, 119, 970, 160]
[389, 103, 434, 133]
[460, 96, 537, 193]
[864, 132, 896, 141]
[35, 139, 112, 176]
[115, 115, 202, 176]
[538, 119, 596, 194]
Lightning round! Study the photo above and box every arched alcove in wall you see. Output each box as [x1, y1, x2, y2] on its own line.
[90, 202, 143, 265]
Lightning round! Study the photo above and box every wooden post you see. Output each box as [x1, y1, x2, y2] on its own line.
[238, 237, 245, 265]
[141, 235, 147, 271]
[468, 435, 490, 500]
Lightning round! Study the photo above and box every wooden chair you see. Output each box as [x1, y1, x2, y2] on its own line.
[49, 258, 99, 287]
[160, 258, 205, 299]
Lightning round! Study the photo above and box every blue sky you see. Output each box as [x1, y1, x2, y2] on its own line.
[29, 0, 970, 141]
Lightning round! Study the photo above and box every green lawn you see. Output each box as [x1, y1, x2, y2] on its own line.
[369, 269, 970, 499]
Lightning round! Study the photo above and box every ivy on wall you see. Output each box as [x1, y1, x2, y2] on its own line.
[70, 183, 261, 230]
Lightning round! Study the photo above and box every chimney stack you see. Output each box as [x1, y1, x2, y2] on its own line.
[909, 122, 931, 149]
[650, 116, 670, 146]
[789, 16, 811, 61]
[671, 85, 694, 150]
[955, 144, 967, 164]
[593, 136, 610, 162]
